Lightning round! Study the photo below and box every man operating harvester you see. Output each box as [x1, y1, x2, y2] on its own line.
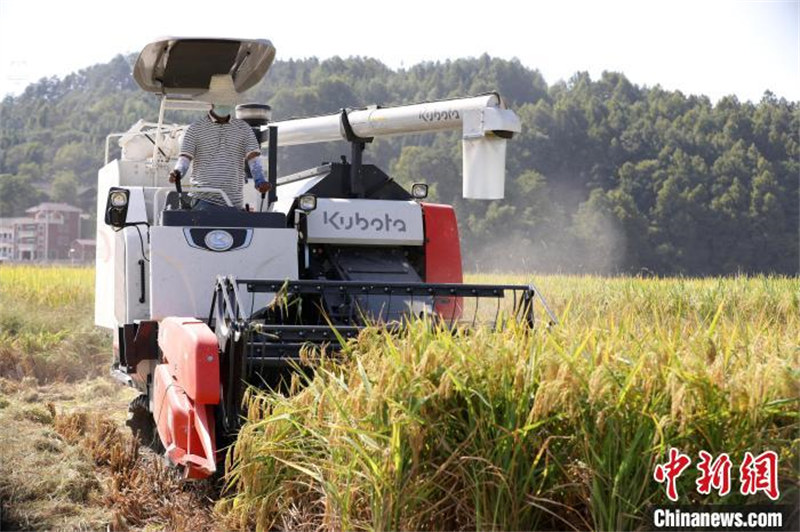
[169, 102, 270, 210]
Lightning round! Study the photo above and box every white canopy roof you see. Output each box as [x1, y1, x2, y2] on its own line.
[133, 37, 275, 101]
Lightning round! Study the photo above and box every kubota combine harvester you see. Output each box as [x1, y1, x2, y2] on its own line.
[95, 37, 554, 478]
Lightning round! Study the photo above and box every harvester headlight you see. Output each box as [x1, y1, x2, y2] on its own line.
[298, 194, 317, 212]
[104, 188, 130, 228]
[411, 183, 429, 199]
[110, 190, 129, 208]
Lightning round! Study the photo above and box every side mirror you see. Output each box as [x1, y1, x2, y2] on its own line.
[105, 188, 130, 228]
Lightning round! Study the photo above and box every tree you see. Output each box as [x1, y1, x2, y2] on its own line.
[53, 142, 96, 175]
[391, 145, 459, 204]
[0, 52, 797, 274]
[50, 171, 79, 205]
[0, 174, 44, 217]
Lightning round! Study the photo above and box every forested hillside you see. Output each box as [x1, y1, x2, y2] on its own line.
[0, 54, 797, 274]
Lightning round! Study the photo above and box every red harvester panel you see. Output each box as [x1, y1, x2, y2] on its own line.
[420, 203, 463, 320]
[158, 317, 219, 404]
[153, 317, 220, 478]
[152, 364, 217, 478]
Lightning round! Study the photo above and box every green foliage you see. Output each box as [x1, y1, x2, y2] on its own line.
[0, 173, 43, 217]
[51, 171, 79, 205]
[1, 55, 797, 273]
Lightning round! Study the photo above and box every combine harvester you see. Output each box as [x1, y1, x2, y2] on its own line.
[95, 37, 554, 478]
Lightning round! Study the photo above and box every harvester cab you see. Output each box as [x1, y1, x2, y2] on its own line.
[95, 37, 555, 479]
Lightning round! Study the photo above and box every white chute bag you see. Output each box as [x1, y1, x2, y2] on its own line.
[460, 106, 519, 200]
[462, 135, 507, 200]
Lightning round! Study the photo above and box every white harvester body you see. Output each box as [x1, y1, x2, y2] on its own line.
[95, 37, 521, 333]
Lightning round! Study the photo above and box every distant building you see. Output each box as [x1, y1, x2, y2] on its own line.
[71, 239, 96, 262]
[0, 202, 83, 262]
[0, 219, 14, 262]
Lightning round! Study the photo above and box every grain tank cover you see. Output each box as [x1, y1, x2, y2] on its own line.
[133, 38, 275, 99]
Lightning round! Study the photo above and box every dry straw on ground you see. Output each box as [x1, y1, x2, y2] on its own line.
[0, 266, 223, 531]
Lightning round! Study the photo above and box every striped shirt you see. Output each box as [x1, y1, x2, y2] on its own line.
[180, 113, 260, 208]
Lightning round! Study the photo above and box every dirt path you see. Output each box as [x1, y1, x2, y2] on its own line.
[0, 377, 226, 531]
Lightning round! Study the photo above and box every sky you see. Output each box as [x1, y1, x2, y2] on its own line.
[0, 0, 797, 103]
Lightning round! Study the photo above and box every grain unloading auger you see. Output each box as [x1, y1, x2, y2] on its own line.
[95, 37, 555, 479]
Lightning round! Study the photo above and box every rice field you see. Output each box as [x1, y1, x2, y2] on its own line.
[0, 265, 107, 382]
[0, 266, 797, 531]
[221, 275, 800, 531]
[0, 264, 95, 308]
